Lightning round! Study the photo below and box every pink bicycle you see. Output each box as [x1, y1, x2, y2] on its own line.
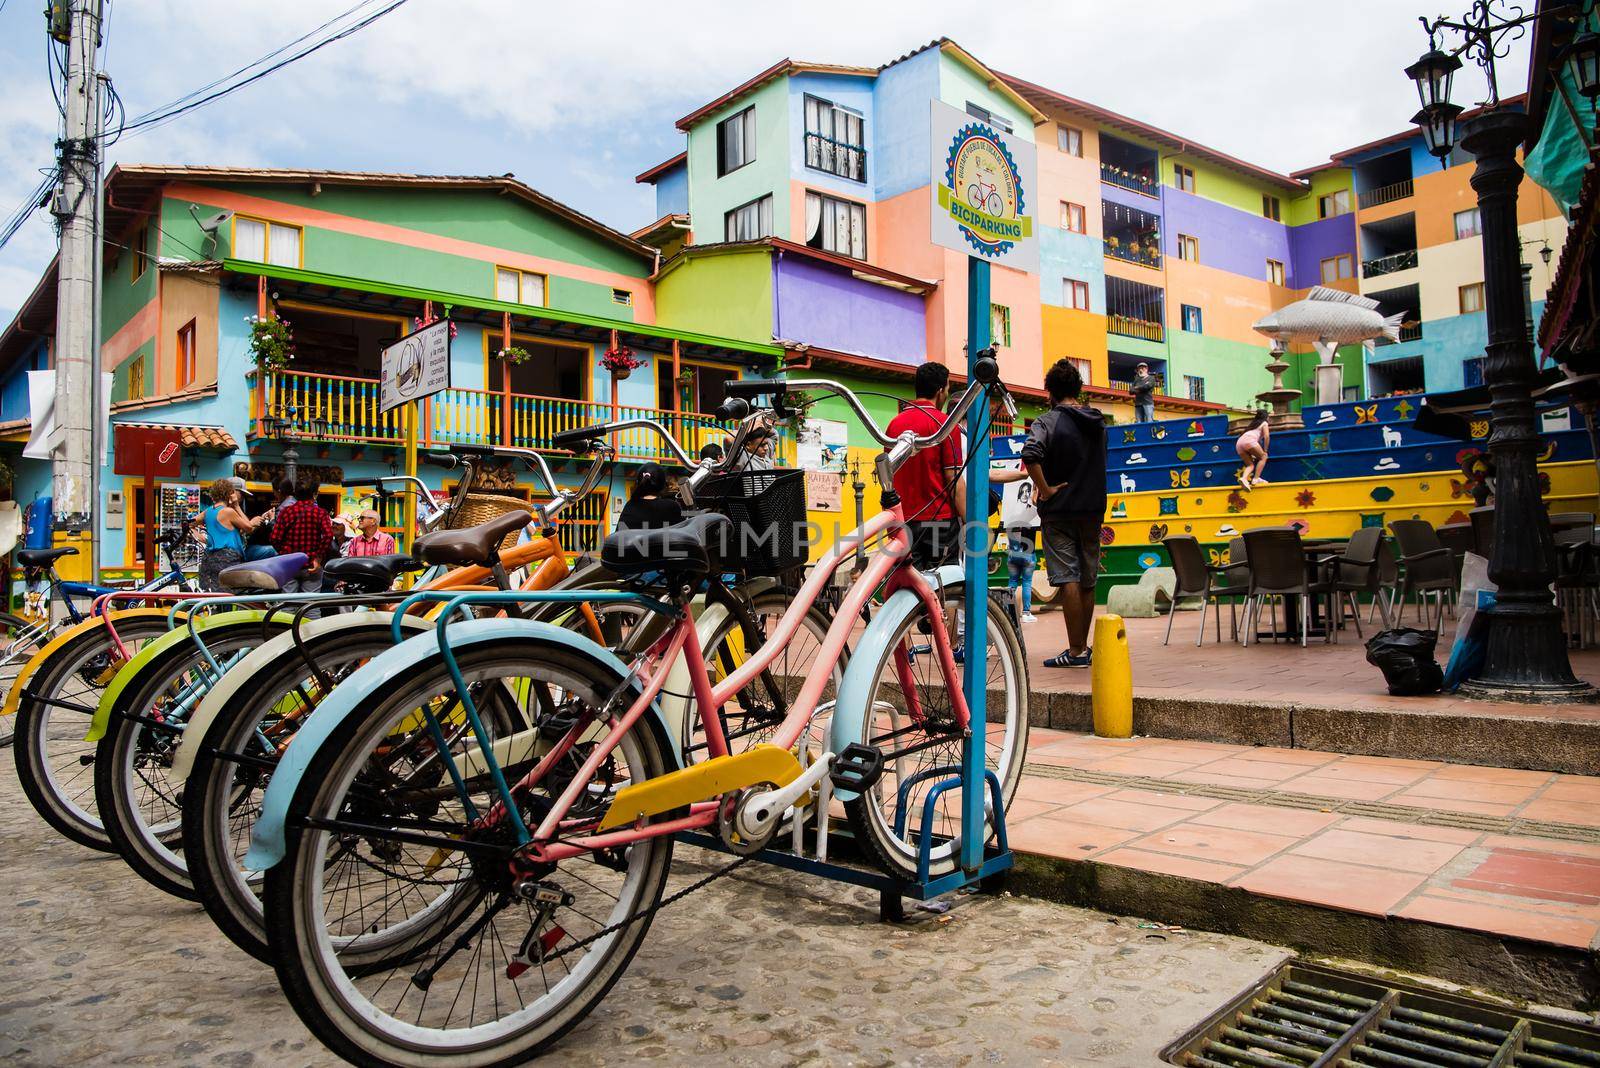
[250, 364, 1029, 1064]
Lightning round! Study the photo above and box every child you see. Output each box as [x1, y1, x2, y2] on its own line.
[1007, 527, 1038, 623]
[1235, 410, 1270, 490]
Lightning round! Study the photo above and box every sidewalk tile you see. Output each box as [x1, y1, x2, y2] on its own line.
[1395, 894, 1599, 949]
[1312, 761, 1438, 786]
[1165, 770, 1284, 791]
[1134, 824, 1300, 867]
[1015, 778, 1113, 807]
[1333, 816, 1481, 845]
[1544, 778, 1600, 804]
[1429, 765, 1555, 787]
[1399, 778, 1540, 806]
[1453, 848, 1600, 906]
[1233, 855, 1427, 916]
[1054, 796, 1194, 832]
[1187, 757, 1313, 782]
[1103, 788, 1225, 813]
[1480, 835, 1600, 861]
[1005, 816, 1138, 859]
[1095, 847, 1245, 884]
[1275, 775, 1399, 802]
[1289, 828, 1466, 875]
[1189, 802, 1341, 838]
[1387, 795, 1517, 818]
[1085, 755, 1201, 777]
[1229, 747, 1342, 768]
[1517, 798, 1600, 828]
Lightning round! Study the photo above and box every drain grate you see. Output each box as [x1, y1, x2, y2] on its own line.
[1164, 961, 1600, 1067]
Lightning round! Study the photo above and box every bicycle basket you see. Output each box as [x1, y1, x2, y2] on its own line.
[693, 469, 808, 576]
[450, 492, 532, 552]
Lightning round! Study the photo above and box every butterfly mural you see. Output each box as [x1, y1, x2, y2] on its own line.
[1169, 468, 1192, 488]
[1354, 405, 1379, 424]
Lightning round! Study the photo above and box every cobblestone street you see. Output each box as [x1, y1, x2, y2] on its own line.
[0, 765, 1292, 1066]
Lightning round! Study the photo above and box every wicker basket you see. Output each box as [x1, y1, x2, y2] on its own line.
[450, 492, 532, 551]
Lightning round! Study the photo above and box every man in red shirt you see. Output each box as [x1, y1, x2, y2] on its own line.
[887, 362, 966, 569]
[269, 476, 335, 592]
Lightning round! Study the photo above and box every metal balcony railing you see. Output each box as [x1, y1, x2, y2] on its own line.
[1100, 163, 1160, 197]
[1398, 322, 1422, 342]
[803, 132, 867, 182]
[1357, 179, 1414, 209]
[1104, 240, 1162, 269]
[1107, 314, 1165, 343]
[1361, 249, 1419, 278]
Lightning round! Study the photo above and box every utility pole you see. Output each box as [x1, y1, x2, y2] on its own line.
[49, 0, 104, 572]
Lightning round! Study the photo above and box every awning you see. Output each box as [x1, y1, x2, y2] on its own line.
[114, 422, 238, 452]
[1414, 366, 1576, 440]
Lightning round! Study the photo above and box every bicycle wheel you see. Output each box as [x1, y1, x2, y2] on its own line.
[13, 615, 175, 850]
[843, 583, 1029, 882]
[264, 640, 674, 1066]
[0, 612, 49, 748]
[186, 621, 441, 962]
[97, 623, 280, 901]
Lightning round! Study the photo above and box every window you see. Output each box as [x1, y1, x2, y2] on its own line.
[1463, 357, 1485, 387]
[175, 319, 196, 390]
[1177, 234, 1199, 262]
[1059, 201, 1086, 233]
[1320, 254, 1354, 283]
[131, 224, 148, 281]
[1184, 374, 1206, 401]
[965, 101, 1012, 134]
[803, 96, 865, 181]
[659, 360, 740, 416]
[1180, 304, 1203, 333]
[1267, 259, 1285, 286]
[495, 267, 547, 306]
[804, 191, 866, 259]
[990, 304, 1012, 347]
[1174, 164, 1196, 193]
[724, 195, 773, 242]
[1454, 208, 1482, 240]
[1056, 125, 1083, 157]
[1069, 357, 1093, 384]
[233, 215, 301, 267]
[1263, 195, 1281, 221]
[1063, 278, 1090, 310]
[716, 105, 757, 177]
[128, 355, 146, 400]
[611, 288, 633, 307]
[1459, 281, 1485, 314]
[1318, 189, 1352, 219]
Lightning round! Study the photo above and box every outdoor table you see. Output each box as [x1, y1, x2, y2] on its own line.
[1253, 539, 1345, 642]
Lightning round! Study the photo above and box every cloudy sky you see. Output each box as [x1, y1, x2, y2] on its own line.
[0, 0, 1530, 322]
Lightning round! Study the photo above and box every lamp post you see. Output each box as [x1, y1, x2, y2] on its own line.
[1407, 3, 1596, 701]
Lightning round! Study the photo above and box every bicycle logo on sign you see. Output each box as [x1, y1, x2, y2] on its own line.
[941, 121, 1027, 258]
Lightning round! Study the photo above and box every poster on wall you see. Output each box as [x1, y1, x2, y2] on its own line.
[993, 433, 1037, 529]
[929, 100, 1039, 274]
[805, 470, 842, 512]
[796, 417, 849, 473]
[380, 319, 451, 414]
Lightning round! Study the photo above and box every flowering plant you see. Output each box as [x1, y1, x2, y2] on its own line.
[413, 315, 458, 339]
[494, 345, 533, 365]
[246, 313, 294, 370]
[600, 344, 643, 375]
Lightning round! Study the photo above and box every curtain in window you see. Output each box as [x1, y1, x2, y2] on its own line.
[234, 217, 266, 261]
[805, 192, 822, 243]
[523, 273, 545, 306]
[496, 268, 520, 302]
[267, 223, 300, 267]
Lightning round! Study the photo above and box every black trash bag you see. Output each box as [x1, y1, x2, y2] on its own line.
[1365, 628, 1444, 696]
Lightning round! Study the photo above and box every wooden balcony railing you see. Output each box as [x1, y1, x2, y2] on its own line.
[1107, 314, 1165, 343]
[1357, 179, 1414, 209]
[253, 369, 740, 463]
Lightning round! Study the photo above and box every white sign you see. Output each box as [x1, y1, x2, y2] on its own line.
[929, 100, 1039, 274]
[796, 417, 849, 473]
[380, 320, 451, 414]
[993, 434, 1037, 529]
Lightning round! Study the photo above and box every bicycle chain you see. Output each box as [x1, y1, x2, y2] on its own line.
[542, 853, 751, 964]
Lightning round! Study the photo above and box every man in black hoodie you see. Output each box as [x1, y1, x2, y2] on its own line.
[1022, 359, 1108, 669]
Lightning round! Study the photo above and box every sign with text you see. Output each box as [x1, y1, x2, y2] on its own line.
[113, 424, 183, 478]
[929, 100, 1039, 273]
[804, 469, 842, 512]
[380, 319, 451, 414]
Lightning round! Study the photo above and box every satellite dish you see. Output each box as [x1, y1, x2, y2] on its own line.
[188, 204, 233, 234]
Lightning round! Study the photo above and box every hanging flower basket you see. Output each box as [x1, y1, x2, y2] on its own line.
[601, 344, 644, 380]
[246, 313, 294, 371]
[494, 345, 533, 365]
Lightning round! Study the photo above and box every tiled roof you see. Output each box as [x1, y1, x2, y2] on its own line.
[117, 422, 239, 452]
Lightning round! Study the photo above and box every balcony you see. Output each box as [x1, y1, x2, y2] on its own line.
[1398, 322, 1422, 342]
[251, 368, 738, 462]
[1107, 314, 1164, 343]
[1100, 162, 1159, 198]
[803, 132, 867, 182]
[1104, 239, 1162, 269]
[1358, 179, 1414, 209]
[1361, 249, 1418, 278]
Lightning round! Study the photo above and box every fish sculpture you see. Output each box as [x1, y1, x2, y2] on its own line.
[1253, 286, 1405, 361]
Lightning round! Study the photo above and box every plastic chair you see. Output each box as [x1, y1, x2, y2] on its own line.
[1554, 527, 1599, 648]
[1368, 537, 1399, 626]
[1390, 519, 1456, 630]
[1321, 525, 1389, 638]
[1468, 507, 1496, 559]
[1435, 523, 1475, 588]
[1161, 535, 1247, 646]
[1241, 527, 1332, 648]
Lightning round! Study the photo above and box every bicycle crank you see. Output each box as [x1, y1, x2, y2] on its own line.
[718, 752, 835, 854]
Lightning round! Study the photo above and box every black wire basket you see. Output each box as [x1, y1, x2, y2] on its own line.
[694, 469, 808, 576]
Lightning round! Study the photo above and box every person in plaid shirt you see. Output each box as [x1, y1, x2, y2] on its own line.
[269, 477, 335, 592]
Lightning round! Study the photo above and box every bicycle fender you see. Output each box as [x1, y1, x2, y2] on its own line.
[85, 611, 268, 743]
[1, 608, 180, 719]
[827, 564, 963, 802]
[244, 617, 679, 871]
[169, 612, 433, 784]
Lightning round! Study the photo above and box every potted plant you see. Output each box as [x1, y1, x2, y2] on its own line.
[246, 313, 294, 371]
[601, 343, 643, 381]
[494, 345, 533, 365]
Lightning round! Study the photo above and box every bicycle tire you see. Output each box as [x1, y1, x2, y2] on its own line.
[264, 640, 675, 1066]
[0, 612, 49, 748]
[13, 615, 174, 851]
[843, 583, 1029, 882]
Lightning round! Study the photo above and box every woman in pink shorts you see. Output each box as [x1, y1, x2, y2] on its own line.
[1235, 411, 1270, 490]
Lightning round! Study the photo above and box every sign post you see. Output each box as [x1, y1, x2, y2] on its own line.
[113, 425, 182, 582]
[381, 319, 452, 549]
[929, 100, 1037, 873]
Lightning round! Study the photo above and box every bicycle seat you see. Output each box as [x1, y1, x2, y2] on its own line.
[16, 546, 78, 568]
[218, 552, 309, 592]
[602, 513, 731, 578]
[322, 553, 424, 593]
[413, 511, 531, 567]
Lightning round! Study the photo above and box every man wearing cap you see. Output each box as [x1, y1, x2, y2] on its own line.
[199, 476, 272, 591]
[1130, 362, 1156, 423]
[343, 509, 397, 558]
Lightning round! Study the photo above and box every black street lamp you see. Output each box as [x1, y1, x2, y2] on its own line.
[1563, 26, 1600, 97]
[1408, 3, 1595, 702]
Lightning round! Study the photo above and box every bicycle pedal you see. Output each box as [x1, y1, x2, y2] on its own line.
[829, 743, 884, 793]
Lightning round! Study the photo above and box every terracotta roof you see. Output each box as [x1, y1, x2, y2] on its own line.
[635, 152, 687, 184]
[675, 59, 878, 131]
[631, 213, 690, 246]
[104, 165, 656, 262]
[116, 421, 239, 452]
[1289, 94, 1529, 178]
[1000, 72, 1304, 192]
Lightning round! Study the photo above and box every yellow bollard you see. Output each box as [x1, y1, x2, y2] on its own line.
[1091, 613, 1133, 738]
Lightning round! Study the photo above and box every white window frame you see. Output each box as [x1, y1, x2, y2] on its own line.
[804, 191, 866, 260]
[803, 95, 866, 182]
[1064, 278, 1090, 310]
[1060, 201, 1086, 233]
[1057, 125, 1083, 157]
[1267, 259, 1285, 286]
[1454, 208, 1482, 240]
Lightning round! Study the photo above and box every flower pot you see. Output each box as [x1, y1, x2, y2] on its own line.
[613, 366, 632, 381]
